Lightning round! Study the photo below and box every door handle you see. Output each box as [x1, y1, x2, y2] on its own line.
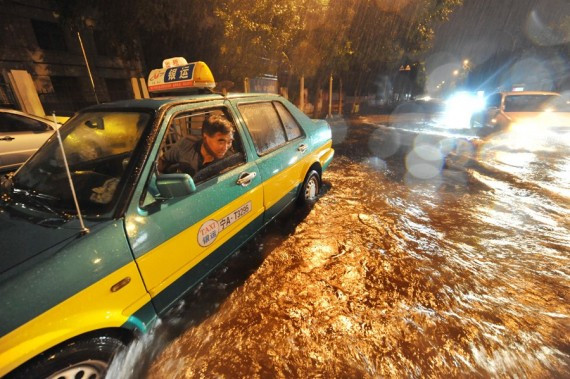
[297, 143, 308, 153]
[236, 171, 257, 187]
[1, 136, 15, 141]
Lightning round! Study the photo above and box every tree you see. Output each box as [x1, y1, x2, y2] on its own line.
[54, 0, 464, 101]
[280, 0, 463, 105]
[213, 0, 328, 81]
[341, 0, 463, 98]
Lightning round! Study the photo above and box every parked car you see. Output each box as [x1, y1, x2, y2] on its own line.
[470, 91, 569, 133]
[0, 59, 334, 378]
[0, 109, 59, 173]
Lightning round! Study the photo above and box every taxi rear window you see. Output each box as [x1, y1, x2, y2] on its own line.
[275, 102, 302, 140]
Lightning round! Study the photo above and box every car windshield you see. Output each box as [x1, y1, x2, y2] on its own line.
[503, 94, 560, 112]
[13, 111, 151, 217]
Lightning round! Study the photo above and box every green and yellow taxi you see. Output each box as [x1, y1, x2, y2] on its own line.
[0, 59, 333, 378]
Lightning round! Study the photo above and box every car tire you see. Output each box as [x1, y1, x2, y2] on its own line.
[7, 335, 125, 379]
[297, 169, 321, 205]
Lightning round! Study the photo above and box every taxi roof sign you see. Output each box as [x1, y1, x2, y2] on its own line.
[162, 57, 188, 68]
[147, 59, 216, 94]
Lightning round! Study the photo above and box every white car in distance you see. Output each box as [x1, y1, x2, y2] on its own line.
[0, 109, 59, 173]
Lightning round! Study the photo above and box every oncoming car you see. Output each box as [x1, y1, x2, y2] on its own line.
[0, 109, 59, 173]
[470, 91, 568, 132]
[0, 59, 334, 378]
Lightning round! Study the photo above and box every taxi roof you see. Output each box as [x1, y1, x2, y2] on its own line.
[80, 94, 222, 112]
[81, 92, 281, 112]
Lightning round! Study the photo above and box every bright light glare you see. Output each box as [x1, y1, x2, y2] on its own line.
[446, 92, 485, 113]
[441, 92, 485, 129]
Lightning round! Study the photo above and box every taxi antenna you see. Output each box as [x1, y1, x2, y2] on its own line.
[52, 112, 90, 234]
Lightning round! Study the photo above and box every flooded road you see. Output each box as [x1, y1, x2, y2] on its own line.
[113, 115, 569, 378]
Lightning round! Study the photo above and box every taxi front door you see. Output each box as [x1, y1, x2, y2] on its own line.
[124, 103, 264, 314]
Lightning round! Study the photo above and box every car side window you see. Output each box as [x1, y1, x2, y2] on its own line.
[239, 101, 303, 155]
[0, 113, 49, 132]
[238, 102, 286, 155]
[274, 101, 303, 140]
[140, 107, 246, 207]
[159, 108, 245, 176]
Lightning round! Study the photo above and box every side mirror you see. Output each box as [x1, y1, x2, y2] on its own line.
[85, 117, 105, 130]
[30, 120, 51, 133]
[156, 173, 196, 198]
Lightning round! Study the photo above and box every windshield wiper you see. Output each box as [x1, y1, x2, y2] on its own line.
[12, 187, 65, 217]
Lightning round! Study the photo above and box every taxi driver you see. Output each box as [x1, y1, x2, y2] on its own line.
[159, 114, 234, 177]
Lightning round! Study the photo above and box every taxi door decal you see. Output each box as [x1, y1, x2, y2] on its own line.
[198, 201, 252, 247]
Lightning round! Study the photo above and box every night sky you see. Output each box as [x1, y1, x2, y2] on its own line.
[424, 0, 570, 93]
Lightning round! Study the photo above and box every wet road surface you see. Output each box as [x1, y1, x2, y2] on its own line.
[110, 115, 569, 378]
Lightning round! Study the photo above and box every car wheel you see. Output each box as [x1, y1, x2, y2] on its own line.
[297, 169, 321, 205]
[8, 335, 125, 379]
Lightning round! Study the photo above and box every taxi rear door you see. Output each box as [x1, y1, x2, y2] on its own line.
[233, 99, 308, 221]
[124, 101, 263, 314]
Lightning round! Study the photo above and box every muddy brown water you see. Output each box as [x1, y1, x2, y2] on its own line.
[109, 116, 569, 378]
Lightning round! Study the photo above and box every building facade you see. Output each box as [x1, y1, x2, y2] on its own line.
[0, 0, 147, 117]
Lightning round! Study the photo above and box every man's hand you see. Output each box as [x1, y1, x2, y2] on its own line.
[157, 154, 168, 173]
